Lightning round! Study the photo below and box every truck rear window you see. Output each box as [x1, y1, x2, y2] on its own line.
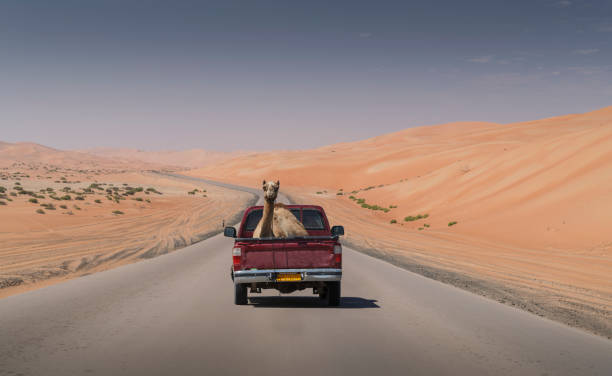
[301, 209, 325, 230]
[243, 209, 301, 231]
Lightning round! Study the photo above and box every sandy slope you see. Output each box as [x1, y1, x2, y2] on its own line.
[0, 168, 254, 298]
[79, 147, 256, 169]
[187, 106, 612, 336]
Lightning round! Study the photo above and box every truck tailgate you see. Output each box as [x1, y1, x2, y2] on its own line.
[240, 240, 336, 270]
[285, 240, 335, 269]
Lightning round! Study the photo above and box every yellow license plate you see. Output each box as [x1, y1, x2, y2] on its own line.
[276, 273, 302, 282]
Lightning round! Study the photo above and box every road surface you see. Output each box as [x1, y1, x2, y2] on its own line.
[1, 176, 611, 376]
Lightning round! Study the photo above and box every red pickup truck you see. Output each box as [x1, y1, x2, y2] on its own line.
[224, 204, 344, 306]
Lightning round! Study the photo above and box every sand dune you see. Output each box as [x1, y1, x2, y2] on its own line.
[79, 147, 255, 169]
[187, 105, 612, 336]
[0, 141, 167, 170]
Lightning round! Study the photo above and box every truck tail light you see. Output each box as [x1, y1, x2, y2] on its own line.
[232, 247, 242, 267]
[333, 244, 342, 264]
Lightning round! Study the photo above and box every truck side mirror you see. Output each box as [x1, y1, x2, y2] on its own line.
[331, 225, 344, 236]
[224, 226, 237, 238]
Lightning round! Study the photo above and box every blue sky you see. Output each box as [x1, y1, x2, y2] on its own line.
[1, 0, 611, 151]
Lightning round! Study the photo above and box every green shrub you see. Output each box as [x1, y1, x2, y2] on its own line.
[133, 197, 143, 202]
[0, 186, 5, 193]
[424, 224, 430, 228]
[36, 208, 45, 214]
[61, 195, 71, 200]
[112, 210, 124, 215]
[28, 198, 38, 204]
[95, 199, 102, 203]
[390, 219, 397, 224]
[418, 227, 423, 231]
[10, 192, 17, 197]
[59, 204, 67, 209]
[404, 214, 429, 222]
[0, 200, 6, 206]
[336, 192, 343, 195]
[356, 198, 365, 204]
[74, 205, 81, 210]
[75, 195, 84, 200]
[145, 199, 151, 203]
[389, 205, 397, 209]
[448, 221, 458, 227]
[316, 191, 323, 194]
[348, 195, 356, 200]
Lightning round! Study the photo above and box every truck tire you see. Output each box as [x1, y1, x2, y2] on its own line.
[234, 283, 247, 305]
[327, 281, 341, 307]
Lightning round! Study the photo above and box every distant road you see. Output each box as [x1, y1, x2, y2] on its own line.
[1, 175, 611, 375]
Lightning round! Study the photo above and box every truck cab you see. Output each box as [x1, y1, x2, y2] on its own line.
[224, 205, 344, 306]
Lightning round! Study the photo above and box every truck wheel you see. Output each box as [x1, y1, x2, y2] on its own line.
[318, 289, 328, 300]
[234, 283, 247, 305]
[327, 281, 341, 307]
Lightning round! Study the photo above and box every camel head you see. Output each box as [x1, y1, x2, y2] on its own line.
[262, 180, 280, 202]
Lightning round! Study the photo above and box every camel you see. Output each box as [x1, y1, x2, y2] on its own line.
[253, 180, 309, 238]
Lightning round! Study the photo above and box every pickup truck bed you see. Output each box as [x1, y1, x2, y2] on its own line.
[224, 205, 344, 306]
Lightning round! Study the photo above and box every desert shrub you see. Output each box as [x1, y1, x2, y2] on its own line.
[424, 224, 430, 228]
[61, 195, 71, 200]
[187, 191, 195, 195]
[73, 205, 81, 210]
[316, 191, 322, 194]
[418, 227, 423, 231]
[41, 203, 56, 210]
[36, 209, 45, 214]
[10, 192, 17, 197]
[65, 211, 74, 215]
[95, 199, 102, 203]
[351, 190, 358, 194]
[46, 187, 54, 192]
[146, 187, 161, 194]
[14, 182, 21, 186]
[356, 198, 365, 204]
[75, 195, 84, 200]
[59, 204, 67, 209]
[62, 187, 71, 192]
[448, 221, 458, 227]
[390, 219, 397, 224]
[389, 205, 397, 209]
[112, 210, 124, 215]
[383, 208, 390, 213]
[0, 186, 5, 193]
[0, 200, 6, 206]
[145, 199, 151, 203]
[133, 197, 143, 202]
[348, 195, 356, 200]
[14, 186, 23, 191]
[336, 192, 343, 195]
[50, 195, 60, 200]
[89, 183, 103, 190]
[28, 198, 38, 204]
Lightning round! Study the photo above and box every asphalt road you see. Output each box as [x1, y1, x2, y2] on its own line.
[1, 177, 611, 376]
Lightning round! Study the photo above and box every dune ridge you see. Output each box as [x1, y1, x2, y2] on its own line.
[187, 105, 612, 336]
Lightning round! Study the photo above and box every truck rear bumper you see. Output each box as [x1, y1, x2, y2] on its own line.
[233, 268, 342, 284]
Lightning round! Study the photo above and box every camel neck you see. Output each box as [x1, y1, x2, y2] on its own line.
[260, 198, 275, 236]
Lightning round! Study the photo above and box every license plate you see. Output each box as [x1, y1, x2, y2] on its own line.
[276, 273, 302, 282]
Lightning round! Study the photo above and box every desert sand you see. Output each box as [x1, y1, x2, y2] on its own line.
[187, 106, 612, 336]
[0, 147, 254, 297]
